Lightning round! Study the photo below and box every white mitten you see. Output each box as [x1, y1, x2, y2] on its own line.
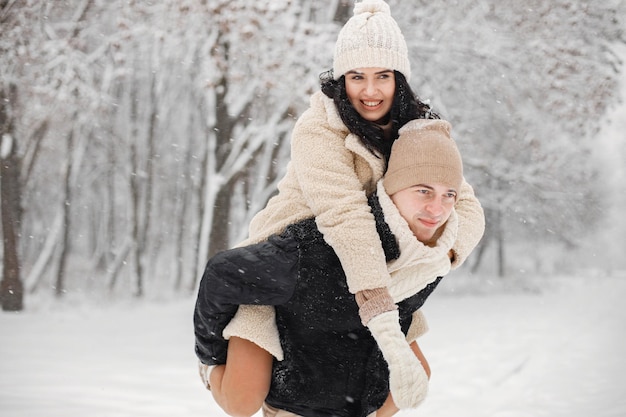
[367, 310, 428, 409]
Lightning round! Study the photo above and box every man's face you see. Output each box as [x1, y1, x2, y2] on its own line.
[390, 183, 456, 244]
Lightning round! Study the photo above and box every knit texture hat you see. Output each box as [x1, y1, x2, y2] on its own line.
[333, 0, 411, 81]
[383, 119, 463, 196]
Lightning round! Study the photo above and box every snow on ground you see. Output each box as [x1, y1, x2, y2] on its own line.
[1, 273, 625, 417]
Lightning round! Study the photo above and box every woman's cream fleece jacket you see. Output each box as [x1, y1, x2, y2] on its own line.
[226, 91, 485, 359]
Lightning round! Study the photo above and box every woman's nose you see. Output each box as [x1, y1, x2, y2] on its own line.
[365, 80, 377, 95]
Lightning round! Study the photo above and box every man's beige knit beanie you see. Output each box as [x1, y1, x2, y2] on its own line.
[333, 0, 411, 81]
[383, 119, 463, 196]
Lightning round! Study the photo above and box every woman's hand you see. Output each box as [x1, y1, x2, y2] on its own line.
[367, 310, 429, 409]
[376, 340, 431, 416]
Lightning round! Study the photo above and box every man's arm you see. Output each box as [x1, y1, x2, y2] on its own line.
[376, 340, 431, 417]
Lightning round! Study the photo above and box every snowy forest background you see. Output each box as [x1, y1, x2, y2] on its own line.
[1, 0, 625, 312]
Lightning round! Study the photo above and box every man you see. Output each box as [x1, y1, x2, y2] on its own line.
[194, 118, 482, 417]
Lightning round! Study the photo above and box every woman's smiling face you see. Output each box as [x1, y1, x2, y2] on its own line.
[344, 68, 396, 123]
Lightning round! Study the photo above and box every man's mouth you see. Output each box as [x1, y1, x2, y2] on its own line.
[419, 218, 440, 228]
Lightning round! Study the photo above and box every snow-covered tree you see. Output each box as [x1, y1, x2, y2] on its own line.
[390, 0, 624, 275]
[1, 0, 105, 307]
[0, 0, 624, 307]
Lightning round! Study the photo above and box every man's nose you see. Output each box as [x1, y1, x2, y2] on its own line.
[425, 199, 443, 216]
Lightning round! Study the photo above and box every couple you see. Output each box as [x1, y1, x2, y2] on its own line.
[194, 1, 485, 416]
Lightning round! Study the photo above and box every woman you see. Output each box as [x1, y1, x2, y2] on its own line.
[196, 0, 484, 414]
[234, 0, 481, 330]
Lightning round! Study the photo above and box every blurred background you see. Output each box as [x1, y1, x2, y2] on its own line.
[1, 0, 625, 311]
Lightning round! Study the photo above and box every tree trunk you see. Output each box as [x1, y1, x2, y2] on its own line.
[128, 78, 144, 298]
[54, 126, 74, 297]
[495, 207, 505, 278]
[173, 110, 195, 292]
[0, 148, 23, 311]
[208, 184, 232, 258]
[190, 106, 207, 292]
[332, 0, 353, 23]
[130, 139, 144, 297]
[142, 72, 157, 285]
[206, 68, 234, 258]
[0, 84, 24, 311]
[470, 237, 488, 274]
[470, 207, 493, 274]
[26, 212, 62, 294]
[107, 237, 132, 293]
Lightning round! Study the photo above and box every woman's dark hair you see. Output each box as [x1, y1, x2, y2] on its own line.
[320, 70, 439, 166]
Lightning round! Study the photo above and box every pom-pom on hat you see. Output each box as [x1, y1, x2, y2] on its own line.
[333, 0, 411, 81]
[383, 119, 463, 196]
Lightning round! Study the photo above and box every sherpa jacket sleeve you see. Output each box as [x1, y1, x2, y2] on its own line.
[450, 178, 485, 269]
[223, 304, 284, 360]
[289, 92, 391, 293]
[406, 310, 429, 343]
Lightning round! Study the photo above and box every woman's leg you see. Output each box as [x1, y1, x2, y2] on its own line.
[194, 233, 299, 365]
[211, 336, 274, 417]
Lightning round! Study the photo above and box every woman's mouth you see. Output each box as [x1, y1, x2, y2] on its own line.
[362, 100, 382, 108]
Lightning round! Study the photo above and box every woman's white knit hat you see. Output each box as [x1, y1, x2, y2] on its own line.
[383, 119, 463, 196]
[333, 0, 411, 81]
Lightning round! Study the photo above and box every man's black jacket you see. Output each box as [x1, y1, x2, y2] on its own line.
[194, 194, 442, 417]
